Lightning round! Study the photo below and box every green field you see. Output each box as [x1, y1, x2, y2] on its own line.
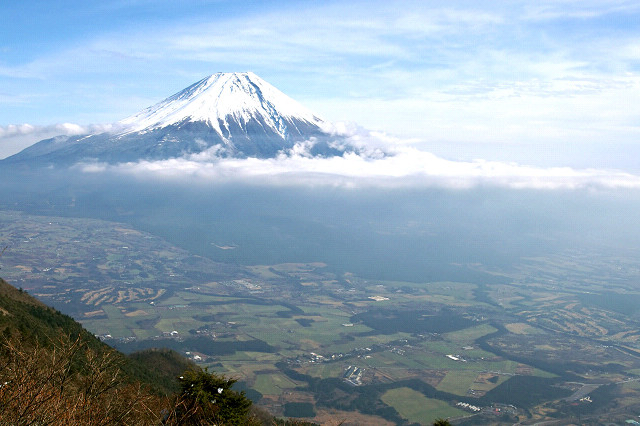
[444, 323, 497, 342]
[381, 387, 467, 424]
[436, 370, 479, 395]
[253, 373, 301, 396]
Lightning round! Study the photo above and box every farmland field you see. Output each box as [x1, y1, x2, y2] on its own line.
[381, 388, 467, 423]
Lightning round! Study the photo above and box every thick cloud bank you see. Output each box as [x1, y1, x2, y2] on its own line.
[76, 125, 640, 190]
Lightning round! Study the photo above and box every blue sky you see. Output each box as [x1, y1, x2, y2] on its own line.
[1, 0, 640, 170]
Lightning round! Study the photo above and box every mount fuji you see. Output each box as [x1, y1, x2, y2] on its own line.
[3, 72, 354, 166]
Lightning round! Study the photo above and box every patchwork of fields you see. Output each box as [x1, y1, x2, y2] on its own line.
[2, 211, 640, 424]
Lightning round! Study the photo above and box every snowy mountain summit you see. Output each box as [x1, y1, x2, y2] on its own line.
[4, 72, 348, 165]
[118, 72, 326, 141]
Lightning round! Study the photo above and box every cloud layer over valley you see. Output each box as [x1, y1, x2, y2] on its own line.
[76, 125, 640, 191]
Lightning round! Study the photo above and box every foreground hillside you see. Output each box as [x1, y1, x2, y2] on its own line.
[0, 276, 191, 393]
[0, 277, 289, 425]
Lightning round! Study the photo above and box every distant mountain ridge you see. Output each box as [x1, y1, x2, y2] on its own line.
[3, 72, 349, 166]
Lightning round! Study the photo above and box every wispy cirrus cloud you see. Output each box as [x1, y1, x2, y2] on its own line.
[522, 0, 640, 21]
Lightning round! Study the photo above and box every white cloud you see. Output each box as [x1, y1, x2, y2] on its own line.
[0, 123, 36, 138]
[0, 123, 114, 159]
[523, 0, 640, 21]
[0, 122, 114, 139]
[75, 129, 640, 191]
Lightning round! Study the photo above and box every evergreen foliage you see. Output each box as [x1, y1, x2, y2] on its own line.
[167, 368, 254, 425]
[127, 348, 196, 395]
[283, 402, 315, 418]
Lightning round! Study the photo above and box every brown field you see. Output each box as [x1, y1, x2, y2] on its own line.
[124, 309, 148, 317]
[313, 408, 396, 426]
[505, 322, 535, 334]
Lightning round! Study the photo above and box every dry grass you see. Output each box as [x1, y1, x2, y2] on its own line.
[0, 335, 164, 425]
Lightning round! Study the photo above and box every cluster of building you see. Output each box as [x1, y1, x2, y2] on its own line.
[308, 352, 325, 363]
[184, 351, 203, 362]
[220, 279, 266, 294]
[97, 334, 136, 343]
[343, 365, 364, 386]
[456, 401, 481, 412]
[446, 354, 467, 362]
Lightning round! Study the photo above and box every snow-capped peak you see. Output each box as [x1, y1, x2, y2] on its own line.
[118, 72, 326, 139]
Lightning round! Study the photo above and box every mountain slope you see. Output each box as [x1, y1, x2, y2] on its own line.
[0, 277, 190, 396]
[0, 277, 291, 424]
[118, 72, 325, 139]
[3, 72, 342, 166]
[0, 277, 167, 423]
